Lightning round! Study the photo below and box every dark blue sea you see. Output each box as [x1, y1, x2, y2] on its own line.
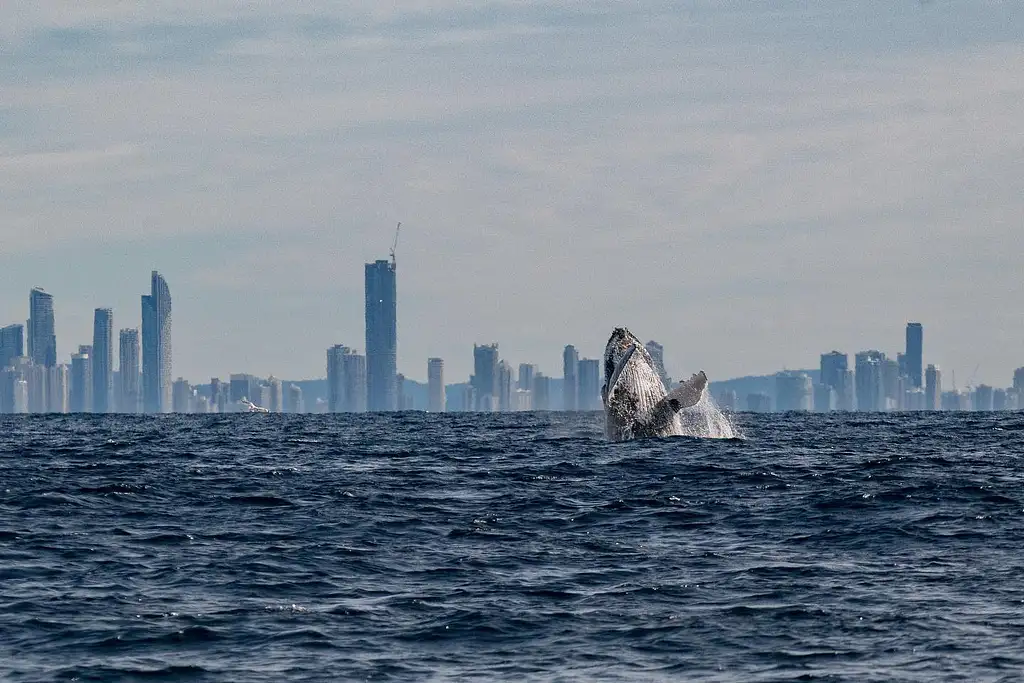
[2, 412, 1023, 682]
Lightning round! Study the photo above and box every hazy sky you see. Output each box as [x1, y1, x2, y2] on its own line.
[2, 1, 1022, 386]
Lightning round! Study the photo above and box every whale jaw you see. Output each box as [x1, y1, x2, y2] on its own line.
[601, 328, 708, 441]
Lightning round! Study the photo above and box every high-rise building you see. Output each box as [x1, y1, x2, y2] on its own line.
[172, 378, 192, 412]
[365, 259, 397, 412]
[472, 344, 499, 412]
[48, 364, 68, 413]
[69, 351, 92, 413]
[28, 288, 57, 368]
[855, 351, 886, 412]
[776, 372, 813, 412]
[905, 322, 923, 389]
[577, 358, 601, 411]
[518, 364, 536, 394]
[327, 345, 348, 413]
[118, 328, 140, 413]
[819, 351, 849, 411]
[286, 384, 304, 414]
[92, 308, 114, 413]
[327, 345, 367, 413]
[881, 358, 901, 410]
[141, 271, 172, 413]
[812, 383, 834, 412]
[925, 364, 942, 411]
[268, 376, 283, 412]
[533, 373, 550, 411]
[1013, 368, 1024, 393]
[563, 345, 579, 411]
[645, 340, 672, 387]
[973, 385, 994, 412]
[344, 352, 367, 413]
[0, 324, 24, 370]
[427, 358, 445, 413]
[498, 361, 513, 412]
[26, 361, 48, 413]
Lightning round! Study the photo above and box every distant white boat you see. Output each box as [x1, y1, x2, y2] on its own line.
[240, 398, 270, 413]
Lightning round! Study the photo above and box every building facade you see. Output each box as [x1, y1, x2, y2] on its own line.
[28, 288, 57, 368]
[563, 345, 579, 411]
[472, 344, 499, 412]
[427, 358, 445, 412]
[141, 271, 172, 413]
[365, 259, 397, 412]
[92, 308, 114, 413]
[905, 322, 923, 389]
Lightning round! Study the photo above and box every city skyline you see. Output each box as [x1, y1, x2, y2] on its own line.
[2, 3, 1022, 388]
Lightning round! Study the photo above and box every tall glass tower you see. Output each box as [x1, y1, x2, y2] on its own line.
[92, 308, 114, 413]
[141, 271, 172, 413]
[905, 322, 923, 389]
[28, 288, 57, 368]
[364, 259, 397, 412]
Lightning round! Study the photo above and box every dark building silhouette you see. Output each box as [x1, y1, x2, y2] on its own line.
[119, 328, 140, 413]
[905, 322, 923, 389]
[141, 271, 172, 413]
[0, 324, 24, 370]
[819, 351, 849, 410]
[562, 345, 579, 411]
[28, 288, 57, 368]
[577, 358, 601, 411]
[472, 343, 499, 411]
[365, 260, 397, 412]
[92, 308, 113, 413]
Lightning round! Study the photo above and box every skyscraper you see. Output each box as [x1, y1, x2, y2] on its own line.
[855, 350, 886, 412]
[533, 374, 550, 411]
[28, 288, 57, 368]
[172, 378, 192, 412]
[117, 328, 140, 413]
[518, 364, 536, 394]
[268, 376, 283, 412]
[365, 259, 397, 412]
[498, 361, 513, 412]
[327, 345, 367, 413]
[69, 351, 92, 413]
[427, 358, 445, 412]
[286, 384, 303, 413]
[327, 345, 348, 413]
[563, 345, 579, 411]
[141, 271, 172, 413]
[0, 324, 23, 370]
[577, 358, 601, 411]
[820, 351, 849, 411]
[905, 322, 923, 389]
[472, 344, 499, 412]
[776, 372, 813, 412]
[925, 364, 942, 411]
[92, 308, 114, 413]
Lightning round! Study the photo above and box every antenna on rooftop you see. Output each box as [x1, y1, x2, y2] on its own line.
[390, 222, 401, 267]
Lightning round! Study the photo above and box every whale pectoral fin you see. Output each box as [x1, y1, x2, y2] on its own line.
[645, 371, 708, 432]
[665, 371, 708, 412]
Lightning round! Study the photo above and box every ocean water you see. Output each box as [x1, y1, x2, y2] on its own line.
[1, 411, 1022, 682]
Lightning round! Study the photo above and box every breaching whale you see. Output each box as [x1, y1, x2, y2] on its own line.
[601, 327, 708, 441]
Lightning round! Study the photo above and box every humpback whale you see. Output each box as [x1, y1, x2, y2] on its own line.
[601, 327, 708, 441]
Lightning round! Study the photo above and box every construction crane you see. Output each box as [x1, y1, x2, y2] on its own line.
[390, 222, 401, 267]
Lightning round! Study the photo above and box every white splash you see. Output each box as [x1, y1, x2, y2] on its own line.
[676, 389, 742, 439]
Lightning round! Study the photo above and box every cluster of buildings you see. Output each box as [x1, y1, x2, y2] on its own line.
[5, 267, 1020, 416]
[717, 322, 1024, 413]
[1, 273, 171, 414]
